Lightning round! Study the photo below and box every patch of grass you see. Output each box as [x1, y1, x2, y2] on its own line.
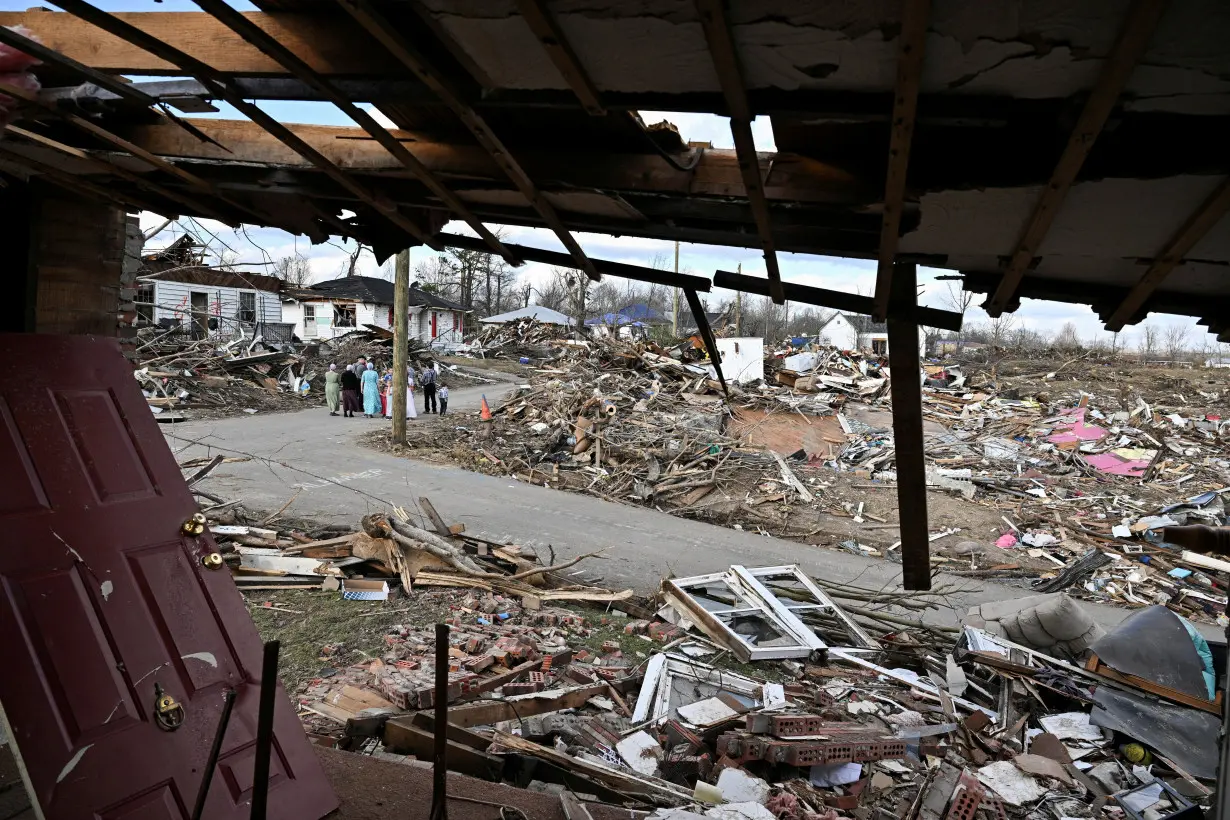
[242, 589, 451, 693]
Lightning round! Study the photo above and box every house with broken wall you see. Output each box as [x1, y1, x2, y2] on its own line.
[137, 236, 286, 340]
[815, 313, 926, 355]
[282, 275, 469, 346]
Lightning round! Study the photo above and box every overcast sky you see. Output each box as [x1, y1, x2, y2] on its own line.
[93, 0, 1219, 351]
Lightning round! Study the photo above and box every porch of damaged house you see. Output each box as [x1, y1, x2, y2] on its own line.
[0, 1, 1229, 819]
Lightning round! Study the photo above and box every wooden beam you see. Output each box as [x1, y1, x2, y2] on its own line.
[442, 233, 711, 291]
[0, 9, 394, 76]
[713, 268, 962, 331]
[695, 0, 783, 303]
[1104, 176, 1230, 330]
[0, 142, 172, 215]
[885, 263, 930, 590]
[337, 0, 600, 280]
[3, 125, 235, 222]
[514, 0, 605, 115]
[984, 0, 1170, 317]
[444, 683, 610, 728]
[52, 0, 439, 250]
[191, 0, 517, 264]
[685, 288, 728, 398]
[871, 0, 931, 322]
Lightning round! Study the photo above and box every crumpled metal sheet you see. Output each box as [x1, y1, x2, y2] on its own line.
[1089, 605, 1207, 699]
[1090, 687, 1220, 780]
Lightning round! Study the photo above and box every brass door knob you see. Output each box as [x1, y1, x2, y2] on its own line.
[181, 512, 206, 536]
[201, 552, 224, 571]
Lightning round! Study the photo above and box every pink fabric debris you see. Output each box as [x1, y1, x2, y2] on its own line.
[1046, 408, 1108, 445]
[995, 532, 1018, 548]
[1086, 451, 1152, 477]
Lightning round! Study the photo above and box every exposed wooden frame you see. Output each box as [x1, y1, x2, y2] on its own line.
[337, 0, 600, 280]
[0, 77, 266, 226]
[0, 142, 171, 216]
[984, 0, 1169, 317]
[514, 0, 605, 115]
[3, 125, 235, 223]
[695, 0, 783, 303]
[1104, 176, 1230, 330]
[52, 0, 439, 249]
[684, 288, 727, 397]
[871, 0, 931, 322]
[191, 0, 518, 264]
[713, 267, 963, 331]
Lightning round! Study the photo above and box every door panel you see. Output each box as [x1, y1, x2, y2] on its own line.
[0, 334, 337, 819]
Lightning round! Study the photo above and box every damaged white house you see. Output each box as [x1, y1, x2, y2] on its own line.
[283, 276, 469, 345]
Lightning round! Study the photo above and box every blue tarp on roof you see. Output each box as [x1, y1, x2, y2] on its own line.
[616, 303, 665, 321]
[586, 312, 638, 326]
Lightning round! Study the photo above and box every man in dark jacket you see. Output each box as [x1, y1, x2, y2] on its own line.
[420, 361, 438, 413]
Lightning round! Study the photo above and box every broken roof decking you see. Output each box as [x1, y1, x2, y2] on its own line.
[2, 0, 1230, 339]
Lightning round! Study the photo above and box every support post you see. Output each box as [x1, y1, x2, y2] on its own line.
[431, 623, 450, 820]
[886, 263, 931, 590]
[672, 240, 680, 337]
[735, 262, 742, 335]
[393, 248, 410, 443]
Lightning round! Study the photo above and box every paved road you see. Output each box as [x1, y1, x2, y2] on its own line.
[165, 380, 1195, 635]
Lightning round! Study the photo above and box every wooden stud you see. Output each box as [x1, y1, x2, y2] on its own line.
[192, 0, 517, 263]
[985, 0, 1170, 317]
[51, 0, 439, 249]
[885, 263, 931, 590]
[515, 0, 605, 115]
[336, 0, 600, 280]
[694, 0, 784, 303]
[872, 0, 931, 322]
[1105, 176, 1230, 330]
[0, 141, 171, 215]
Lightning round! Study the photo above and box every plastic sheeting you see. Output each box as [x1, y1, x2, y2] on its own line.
[1090, 686, 1221, 780]
[1089, 606, 1209, 701]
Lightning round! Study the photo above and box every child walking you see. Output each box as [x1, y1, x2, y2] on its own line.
[438, 383, 449, 415]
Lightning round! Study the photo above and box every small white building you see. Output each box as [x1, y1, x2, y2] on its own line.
[712, 337, 764, 384]
[283, 276, 469, 346]
[136, 249, 285, 340]
[815, 313, 926, 355]
[481, 305, 576, 326]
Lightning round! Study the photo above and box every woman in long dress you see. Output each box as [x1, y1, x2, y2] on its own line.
[361, 363, 381, 418]
[340, 365, 361, 417]
[384, 366, 418, 419]
[324, 364, 341, 416]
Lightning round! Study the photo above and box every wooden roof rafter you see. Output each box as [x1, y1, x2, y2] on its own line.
[51, 0, 441, 252]
[1104, 176, 1230, 331]
[0, 140, 173, 217]
[871, 0, 930, 323]
[189, 0, 519, 265]
[695, 0, 784, 304]
[0, 77, 274, 229]
[515, 0, 605, 116]
[984, 0, 1170, 317]
[336, 0, 601, 281]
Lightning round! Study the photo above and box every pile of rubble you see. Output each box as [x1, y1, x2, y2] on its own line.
[408, 333, 1229, 624]
[134, 325, 489, 420]
[255, 525, 1223, 820]
[462, 317, 579, 361]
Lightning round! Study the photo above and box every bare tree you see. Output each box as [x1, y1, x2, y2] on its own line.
[1053, 321, 1082, 351]
[1138, 324, 1160, 362]
[987, 313, 1017, 348]
[1164, 323, 1190, 364]
[271, 254, 312, 288]
[340, 242, 369, 277]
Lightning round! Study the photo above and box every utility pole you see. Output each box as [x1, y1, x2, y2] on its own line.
[672, 240, 680, 337]
[735, 262, 742, 335]
[392, 248, 410, 444]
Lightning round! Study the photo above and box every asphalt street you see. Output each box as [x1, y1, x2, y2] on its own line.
[165, 380, 1191, 635]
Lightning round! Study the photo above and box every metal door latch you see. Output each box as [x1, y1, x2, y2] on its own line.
[181, 513, 206, 536]
[201, 552, 224, 571]
[154, 683, 185, 731]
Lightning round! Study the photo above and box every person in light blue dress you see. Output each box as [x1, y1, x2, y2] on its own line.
[361, 363, 380, 418]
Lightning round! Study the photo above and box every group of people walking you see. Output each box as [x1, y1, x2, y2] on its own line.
[323, 357, 448, 419]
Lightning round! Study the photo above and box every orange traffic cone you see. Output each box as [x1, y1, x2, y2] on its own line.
[480, 394, 492, 421]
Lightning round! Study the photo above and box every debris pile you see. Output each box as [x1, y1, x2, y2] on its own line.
[134, 325, 488, 419]
[252, 528, 1224, 820]
[403, 333, 1230, 622]
[464, 317, 579, 361]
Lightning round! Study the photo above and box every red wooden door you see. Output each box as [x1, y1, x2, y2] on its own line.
[0, 334, 337, 819]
